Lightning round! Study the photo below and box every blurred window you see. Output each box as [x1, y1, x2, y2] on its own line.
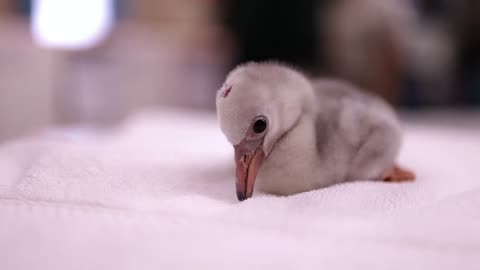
[30, 0, 117, 50]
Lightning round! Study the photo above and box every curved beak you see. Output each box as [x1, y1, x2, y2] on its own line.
[234, 138, 265, 201]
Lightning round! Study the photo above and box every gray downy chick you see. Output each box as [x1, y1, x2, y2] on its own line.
[216, 62, 415, 201]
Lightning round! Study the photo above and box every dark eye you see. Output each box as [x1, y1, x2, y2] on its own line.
[252, 118, 268, 134]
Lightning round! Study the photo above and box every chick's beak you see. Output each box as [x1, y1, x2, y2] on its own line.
[234, 138, 265, 201]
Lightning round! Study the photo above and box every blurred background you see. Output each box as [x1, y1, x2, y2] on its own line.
[0, 0, 479, 142]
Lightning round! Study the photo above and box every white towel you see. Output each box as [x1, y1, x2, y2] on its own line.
[0, 109, 479, 270]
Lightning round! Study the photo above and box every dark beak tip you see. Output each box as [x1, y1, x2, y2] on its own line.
[236, 191, 247, 201]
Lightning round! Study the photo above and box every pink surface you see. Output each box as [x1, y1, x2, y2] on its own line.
[1, 110, 479, 270]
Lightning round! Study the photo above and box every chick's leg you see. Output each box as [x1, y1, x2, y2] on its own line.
[382, 165, 415, 182]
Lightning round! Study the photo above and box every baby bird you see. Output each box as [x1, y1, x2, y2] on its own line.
[216, 62, 415, 201]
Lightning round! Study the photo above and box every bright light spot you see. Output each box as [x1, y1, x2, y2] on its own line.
[31, 0, 114, 50]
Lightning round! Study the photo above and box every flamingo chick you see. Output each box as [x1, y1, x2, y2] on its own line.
[216, 62, 415, 201]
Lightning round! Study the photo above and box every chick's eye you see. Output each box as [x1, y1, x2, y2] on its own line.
[252, 118, 267, 134]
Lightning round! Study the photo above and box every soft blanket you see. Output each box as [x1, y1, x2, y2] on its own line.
[0, 109, 479, 270]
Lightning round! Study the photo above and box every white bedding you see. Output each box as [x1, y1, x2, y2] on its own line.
[0, 109, 479, 270]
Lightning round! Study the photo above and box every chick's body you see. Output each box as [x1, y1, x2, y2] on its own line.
[257, 79, 402, 196]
